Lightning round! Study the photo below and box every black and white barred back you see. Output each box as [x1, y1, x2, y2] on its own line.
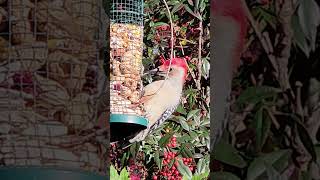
[148, 103, 179, 134]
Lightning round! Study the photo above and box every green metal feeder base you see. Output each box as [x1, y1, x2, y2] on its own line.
[0, 167, 108, 180]
[110, 114, 148, 142]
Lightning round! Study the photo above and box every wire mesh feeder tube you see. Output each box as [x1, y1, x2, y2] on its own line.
[0, 0, 107, 179]
[110, 0, 148, 142]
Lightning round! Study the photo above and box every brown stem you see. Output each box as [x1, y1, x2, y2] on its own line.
[241, 0, 278, 74]
[197, 18, 203, 90]
[274, 0, 295, 94]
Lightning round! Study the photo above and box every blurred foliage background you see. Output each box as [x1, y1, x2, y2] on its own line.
[211, 0, 320, 179]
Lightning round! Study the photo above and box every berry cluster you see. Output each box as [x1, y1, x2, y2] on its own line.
[128, 163, 145, 180]
[153, 137, 195, 180]
[159, 151, 181, 180]
[127, 153, 148, 180]
[182, 157, 194, 172]
[166, 136, 177, 148]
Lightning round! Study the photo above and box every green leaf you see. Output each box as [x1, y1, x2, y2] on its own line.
[314, 146, 320, 164]
[291, 114, 317, 162]
[254, 107, 271, 151]
[213, 140, 247, 168]
[264, 161, 281, 180]
[189, 131, 198, 140]
[200, 117, 210, 127]
[155, 150, 161, 169]
[257, 7, 277, 29]
[211, 172, 241, 180]
[183, 4, 201, 20]
[192, 172, 210, 180]
[177, 159, 193, 179]
[129, 142, 140, 159]
[110, 165, 120, 180]
[292, 14, 311, 57]
[195, 0, 200, 11]
[299, 169, 312, 180]
[168, 157, 175, 169]
[297, 0, 320, 51]
[119, 168, 130, 180]
[201, 58, 210, 79]
[172, 3, 184, 14]
[184, 88, 197, 96]
[200, 1, 206, 13]
[167, 0, 181, 6]
[236, 86, 278, 106]
[182, 144, 194, 157]
[187, 0, 194, 6]
[151, 22, 169, 27]
[179, 117, 190, 131]
[247, 158, 266, 180]
[159, 131, 174, 147]
[120, 152, 128, 167]
[176, 104, 187, 115]
[149, 21, 155, 27]
[196, 158, 206, 174]
[191, 176, 201, 180]
[247, 150, 291, 180]
[187, 109, 200, 120]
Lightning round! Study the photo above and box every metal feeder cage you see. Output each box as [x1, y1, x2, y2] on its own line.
[0, 0, 107, 179]
[110, 0, 148, 142]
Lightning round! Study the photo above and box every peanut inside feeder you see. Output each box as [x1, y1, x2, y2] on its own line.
[110, 23, 148, 141]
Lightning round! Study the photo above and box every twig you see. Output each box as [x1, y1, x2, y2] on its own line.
[177, 38, 197, 44]
[179, 41, 185, 55]
[250, 73, 257, 85]
[150, 0, 174, 96]
[196, 19, 203, 90]
[295, 81, 304, 119]
[162, 0, 174, 81]
[266, 108, 280, 129]
[274, 0, 295, 93]
[229, 103, 255, 146]
[241, 0, 278, 74]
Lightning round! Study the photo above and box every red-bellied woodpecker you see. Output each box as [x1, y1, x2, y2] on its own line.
[211, 0, 248, 150]
[127, 57, 189, 143]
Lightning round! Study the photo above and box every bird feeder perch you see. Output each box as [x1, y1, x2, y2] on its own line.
[110, 0, 148, 142]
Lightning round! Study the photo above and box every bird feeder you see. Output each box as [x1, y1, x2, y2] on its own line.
[110, 0, 148, 142]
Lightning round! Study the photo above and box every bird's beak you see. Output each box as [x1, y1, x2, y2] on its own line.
[147, 66, 167, 77]
[148, 67, 160, 74]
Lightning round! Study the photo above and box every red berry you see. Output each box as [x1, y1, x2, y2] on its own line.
[153, 175, 158, 180]
[174, 161, 179, 166]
